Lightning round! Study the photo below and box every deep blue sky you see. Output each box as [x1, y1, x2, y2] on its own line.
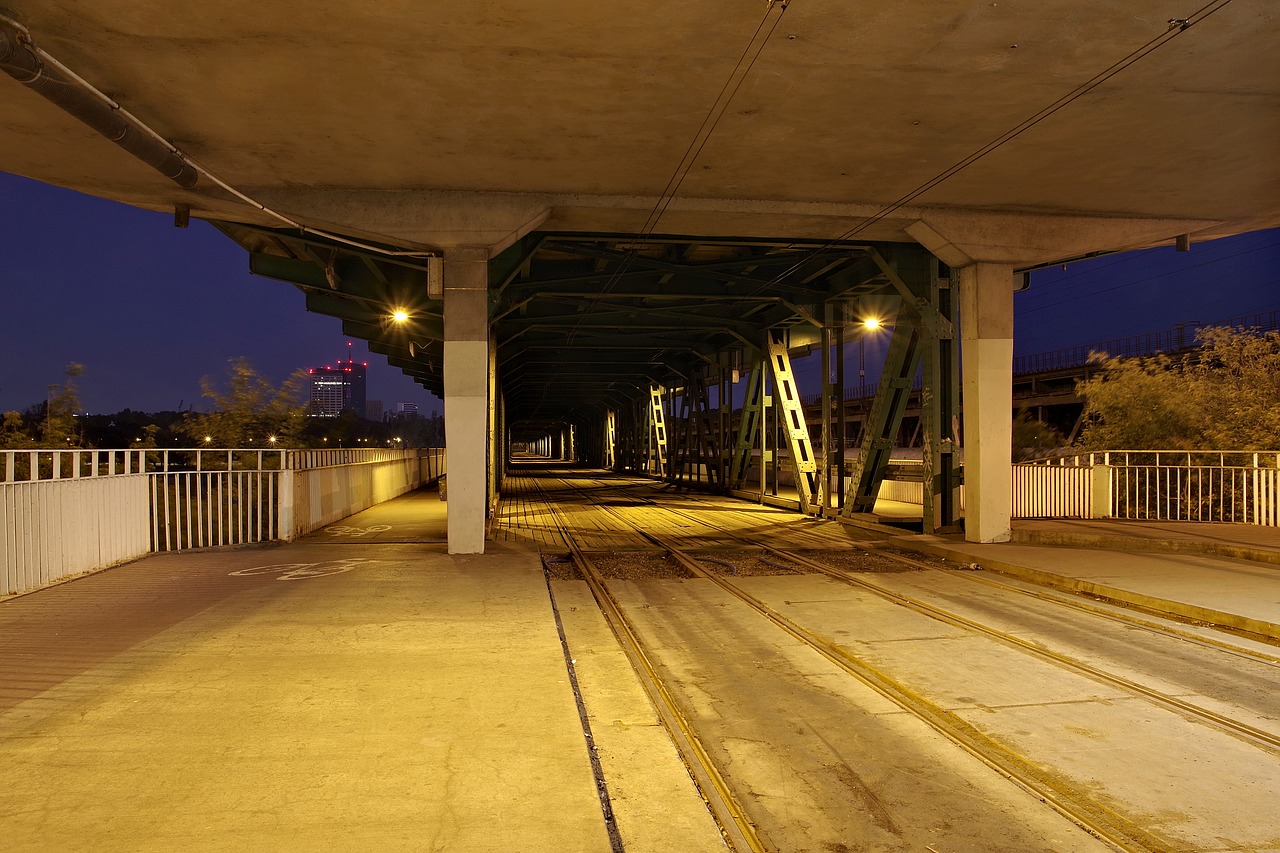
[0, 171, 443, 416]
[2, 169, 1277, 414]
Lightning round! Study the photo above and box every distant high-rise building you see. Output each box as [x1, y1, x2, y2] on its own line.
[393, 401, 419, 416]
[308, 354, 367, 418]
[365, 400, 383, 422]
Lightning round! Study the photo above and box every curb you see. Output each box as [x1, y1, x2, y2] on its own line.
[896, 537, 1280, 644]
[1010, 529, 1280, 567]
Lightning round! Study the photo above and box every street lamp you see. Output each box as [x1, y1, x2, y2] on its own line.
[859, 317, 883, 380]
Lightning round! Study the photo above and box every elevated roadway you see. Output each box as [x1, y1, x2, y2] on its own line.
[2, 2, 1278, 551]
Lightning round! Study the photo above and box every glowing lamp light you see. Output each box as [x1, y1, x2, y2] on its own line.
[391, 309, 410, 323]
[268, 435, 278, 444]
[203, 436, 213, 444]
[863, 317, 882, 330]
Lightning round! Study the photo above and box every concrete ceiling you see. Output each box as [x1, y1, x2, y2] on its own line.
[1, 1, 1278, 264]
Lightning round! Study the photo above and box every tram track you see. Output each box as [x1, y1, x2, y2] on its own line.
[530, 473, 1156, 851]
[638, 488, 1280, 755]
[522, 468, 1280, 852]
[543, 479, 1160, 851]
[534, 480, 768, 853]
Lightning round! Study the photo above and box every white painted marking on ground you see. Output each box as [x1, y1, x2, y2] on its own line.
[229, 558, 376, 580]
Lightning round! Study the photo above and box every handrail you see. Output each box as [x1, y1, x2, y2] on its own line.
[1023, 450, 1280, 469]
[0, 447, 428, 482]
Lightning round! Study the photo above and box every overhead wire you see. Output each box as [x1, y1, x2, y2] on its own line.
[7, 15, 436, 261]
[759, 0, 1238, 290]
[565, 0, 792, 348]
[550, 1, 792, 421]
[1017, 238, 1280, 315]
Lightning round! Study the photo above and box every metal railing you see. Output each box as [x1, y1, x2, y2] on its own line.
[1019, 450, 1280, 525]
[2, 447, 432, 596]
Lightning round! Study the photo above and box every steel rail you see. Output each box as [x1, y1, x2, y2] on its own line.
[649, 494, 1280, 752]
[763, 544, 1280, 755]
[541, 474, 1164, 851]
[760, 511, 1280, 666]
[533, 476, 769, 853]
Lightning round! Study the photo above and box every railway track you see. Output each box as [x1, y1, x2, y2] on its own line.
[516, 467, 1280, 853]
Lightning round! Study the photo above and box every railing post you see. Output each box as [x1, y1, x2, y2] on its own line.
[1091, 464, 1112, 519]
[277, 468, 296, 542]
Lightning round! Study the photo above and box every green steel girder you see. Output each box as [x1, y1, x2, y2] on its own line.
[215, 219, 953, 436]
[250, 252, 438, 319]
[844, 304, 921, 515]
[843, 243, 938, 516]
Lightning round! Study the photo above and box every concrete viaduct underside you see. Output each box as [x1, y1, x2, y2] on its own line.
[2, 1, 1277, 552]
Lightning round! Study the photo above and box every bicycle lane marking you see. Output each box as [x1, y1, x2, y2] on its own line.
[229, 558, 378, 581]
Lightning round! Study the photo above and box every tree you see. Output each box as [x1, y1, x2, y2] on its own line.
[1193, 326, 1280, 447]
[1076, 326, 1280, 450]
[1011, 410, 1065, 462]
[43, 363, 86, 447]
[0, 409, 32, 448]
[182, 358, 308, 447]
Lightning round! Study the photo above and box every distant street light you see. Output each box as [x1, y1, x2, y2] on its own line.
[859, 317, 885, 380]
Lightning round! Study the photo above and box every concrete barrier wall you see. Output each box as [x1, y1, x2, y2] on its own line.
[1, 476, 151, 597]
[286, 453, 423, 539]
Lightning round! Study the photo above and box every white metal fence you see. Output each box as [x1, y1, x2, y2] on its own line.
[1012, 464, 1094, 519]
[1021, 451, 1280, 525]
[2, 447, 442, 596]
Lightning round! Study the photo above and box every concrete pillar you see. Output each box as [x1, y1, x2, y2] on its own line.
[443, 245, 490, 554]
[958, 263, 1014, 543]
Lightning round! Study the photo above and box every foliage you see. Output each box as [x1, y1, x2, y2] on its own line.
[182, 358, 309, 447]
[1076, 325, 1280, 450]
[0, 409, 32, 448]
[1011, 410, 1065, 462]
[42, 363, 86, 446]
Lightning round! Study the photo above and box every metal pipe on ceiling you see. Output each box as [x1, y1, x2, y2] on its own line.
[1, 16, 198, 188]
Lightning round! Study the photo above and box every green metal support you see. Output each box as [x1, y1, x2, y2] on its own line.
[766, 330, 819, 510]
[920, 262, 962, 532]
[605, 410, 617, 470]
[843, 244, 941, 517]
[730, 359, 764, 490]
[647, 385, 667, 477]
[843, 307, 921, 515]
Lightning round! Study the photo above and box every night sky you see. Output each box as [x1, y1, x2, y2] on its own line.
[2, 169, 1277, 417]
[0, 171, 442, 417]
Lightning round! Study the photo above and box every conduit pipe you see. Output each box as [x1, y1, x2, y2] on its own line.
[0, 16, 198, 188]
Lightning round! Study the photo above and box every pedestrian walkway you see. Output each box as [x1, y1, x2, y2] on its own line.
[301, 483, 448, 544]
[901, 519, 1280, 643]
[0, 492, 707, 852]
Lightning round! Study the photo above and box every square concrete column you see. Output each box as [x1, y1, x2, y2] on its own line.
[959, 263, 1014, 543]
[443, 245, 491, 554]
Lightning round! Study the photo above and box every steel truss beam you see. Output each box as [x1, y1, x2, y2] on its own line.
[766, 330, 820, 509]
[842, 245, 959, 530]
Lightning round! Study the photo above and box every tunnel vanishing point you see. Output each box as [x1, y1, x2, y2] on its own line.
[2, 1, 1278, 553]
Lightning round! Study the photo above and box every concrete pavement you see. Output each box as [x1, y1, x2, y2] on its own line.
[6, 485, 1280, 850]
[900, 519, 1280, 643]
[0, 492, 715, 852]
